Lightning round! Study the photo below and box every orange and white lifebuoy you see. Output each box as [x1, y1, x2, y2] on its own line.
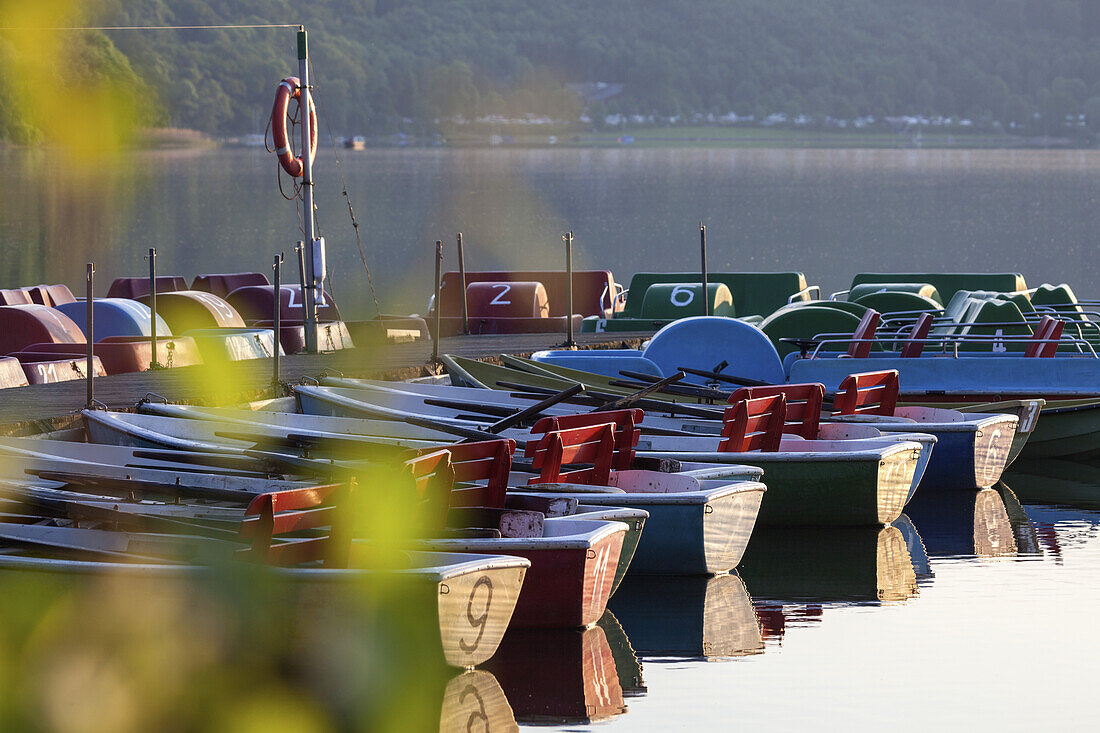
[271, 76, 318, 178]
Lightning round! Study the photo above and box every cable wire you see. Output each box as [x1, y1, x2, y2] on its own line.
[308, 57, 382, 318]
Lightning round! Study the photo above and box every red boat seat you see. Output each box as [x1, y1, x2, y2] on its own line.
[225, 285, 342, 325]
[106, 276, 188, 300]
[238, 482, 345, 566]
[530, 409, 643, 471]
[719, 394, 786, 452]
[239, 451, 457, 566]
[21, 356, 107, 384]
[136, 291, 246, 332]
[525, 423, 617, 485]
[832, 370, 899, 416]
[1025, 315, 1064, 358]
[0, 289, 34, 306]
[192, 272, 270, 299]
[901, 313, 935, 358]
[436, 270, 620, 318]
[466, 281, 549, 319]
[846, 309, 880, 358]
[0, 356, 30, 388]
[729, 384, 824, 439]
[0, 305, 84, 355]
[431, 439, 516, 509]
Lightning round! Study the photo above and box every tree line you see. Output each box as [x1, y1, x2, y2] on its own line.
[2, 0, 1098, 142]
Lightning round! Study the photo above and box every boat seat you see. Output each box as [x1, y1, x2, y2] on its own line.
[106, 276, 188, 300]
[729, 383, 824, 439]
[237, 482, 346, 566]
[832, 370, 899, 416]
[900, 313, 935, 358]
[850, 273, 1028, 303]
[849, 282, 942, 305]
[719, 394, 786, 452]
[525, 423, 617, 486]
[530, 409, 643, 471]
[0, 304, 85, 355]
[192, 272, 270, 299]
[436, 270, 619, 318]
[433, 439, 516, 510]
[0, 289, 34, 306]
[1025, 316, 1064, 358]
[846, 310, 880, 358]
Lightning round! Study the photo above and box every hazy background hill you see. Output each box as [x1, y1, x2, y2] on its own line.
[3, 0, 1099, 141]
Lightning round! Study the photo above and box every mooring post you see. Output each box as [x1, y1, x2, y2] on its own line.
[85, 262, 95, 408]
[146, 247, 161, 368]
[273, 254, 283, 396]
[298, 27, 319, 354]
[432, 240, 443, 363]
[456, 232, 469, 335]
[563, 231, 577, 348]
[700, 223, 709, 317]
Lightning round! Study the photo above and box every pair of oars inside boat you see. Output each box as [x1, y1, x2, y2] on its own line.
[29, 469, 261, 504]
[0, 484, 242, 540]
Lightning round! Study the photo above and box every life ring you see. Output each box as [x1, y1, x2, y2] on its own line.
[271, 76, 318, 178]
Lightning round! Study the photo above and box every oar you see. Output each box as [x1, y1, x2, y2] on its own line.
[481, 384, 586, 435]
[496, 380, 722, 421]
[592, 371, 686, 412]
[676, 365, 772, 387]
[612, 371, 729, 401]
[29, 470, 259, 503]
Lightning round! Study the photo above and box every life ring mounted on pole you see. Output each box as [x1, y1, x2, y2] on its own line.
[271, 76, 318, 178]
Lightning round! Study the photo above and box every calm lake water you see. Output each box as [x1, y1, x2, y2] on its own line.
[1, 146, 1099, 729]
[487, 467, 1100, 732]
[0, 147, 1097, 317]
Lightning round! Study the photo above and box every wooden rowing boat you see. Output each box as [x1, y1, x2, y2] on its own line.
[0, 547, 529, 669]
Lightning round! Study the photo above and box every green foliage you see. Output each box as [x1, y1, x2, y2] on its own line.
[5, 1, 1100, 138]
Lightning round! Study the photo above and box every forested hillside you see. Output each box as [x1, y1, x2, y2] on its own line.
[3, 0, 1099, 139]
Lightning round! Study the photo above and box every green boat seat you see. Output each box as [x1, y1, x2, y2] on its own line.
[851, 273, 1027, 303]
[638, 282, 734, 319]
[1031, 283, 1083, 314]
[957, 299, 1032, 352]
[770, 299, 870, 319]
[995, 292, 1036, 315]
[621, 272, 810, 320]
[759, 305, 863, 359]
[853, 291, 942, 315]
[849, 282, 942, 305]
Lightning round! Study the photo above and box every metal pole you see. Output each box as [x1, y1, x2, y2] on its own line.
[432, 240, 443, 363]
[298, 27, 318, 353]
[700, 223, 709, 317]
[456, 232, 469, 335]
[563, 231, 576, 348]
[85, 263, 94, 408]
[295, 241, 307, 295]
[273, 254, 283, 396]
[147, 248, 160, 368]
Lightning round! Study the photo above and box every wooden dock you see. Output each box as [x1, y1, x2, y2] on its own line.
[0, 332, 649, 434]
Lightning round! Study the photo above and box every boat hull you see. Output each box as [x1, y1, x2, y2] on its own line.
[406, 519, 627, 629]
[515, 484, 764, 575]
[646, 443, 921, 526]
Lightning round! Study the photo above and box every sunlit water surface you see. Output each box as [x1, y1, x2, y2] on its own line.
[1, 148, 1097, 316]
[2, 147, 1099, 729]
[490, 472, 1100, 731]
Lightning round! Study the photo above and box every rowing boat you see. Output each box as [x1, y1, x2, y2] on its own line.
[0, 548, 529, 668]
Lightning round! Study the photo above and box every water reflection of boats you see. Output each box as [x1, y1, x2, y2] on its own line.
[738, 524, 920, 603]
[904, 488, 1018, 557]
[439, 670, 518, 733]
[598, 611, 646, 696]
[483, 622, 628, 725]
[608, 572, 764, 660]
[894, 514, 933, 580]
[997, 484, 1042, 554]
[1004, 459, 1100, 510]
